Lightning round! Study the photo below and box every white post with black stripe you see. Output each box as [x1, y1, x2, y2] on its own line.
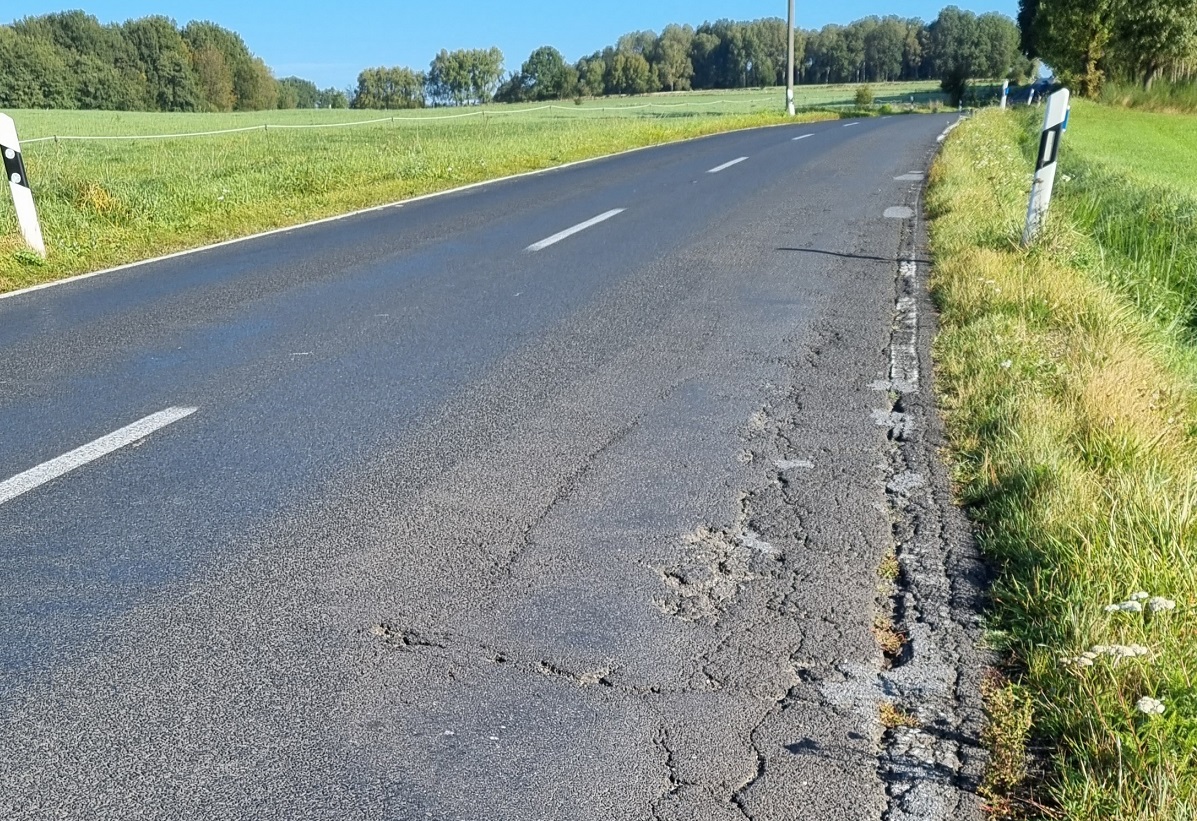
[1000, 80, 1009, 109]
[1022, 88, 1070, 247]
[0, 113, 46, 257]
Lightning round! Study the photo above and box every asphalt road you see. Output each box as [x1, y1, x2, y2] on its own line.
[0, 114, 985, 820]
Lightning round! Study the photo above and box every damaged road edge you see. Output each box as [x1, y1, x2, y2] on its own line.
[870, 173, 992, 821]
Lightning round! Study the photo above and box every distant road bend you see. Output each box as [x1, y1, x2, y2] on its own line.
[0, 115, 988, 820]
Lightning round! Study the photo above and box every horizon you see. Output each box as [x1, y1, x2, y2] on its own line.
[7, 1, 1020, 90]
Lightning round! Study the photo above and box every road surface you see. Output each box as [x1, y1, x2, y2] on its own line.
[0, 114, 987, 820]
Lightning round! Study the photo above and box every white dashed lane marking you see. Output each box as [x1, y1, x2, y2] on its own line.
[793, 134, 814, 141]
[707, 157, 748, 174]
[0, 407, 198, 506]
[525, 209, 626, 252]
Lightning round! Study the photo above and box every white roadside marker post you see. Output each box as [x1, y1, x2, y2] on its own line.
[0, 113, 46, 257]
[1000, 79, 1009, 110]
[1022, 88, 1070, 246]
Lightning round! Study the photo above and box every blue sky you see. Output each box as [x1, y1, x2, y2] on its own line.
[9, 1, 1019, 89]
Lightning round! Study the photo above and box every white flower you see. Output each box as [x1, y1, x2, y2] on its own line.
[1132, 592, 1150, 601]
[1136, 697, 1166, 716]
[1086, 644, 1151, 663]
[1105, 600, 1143, 613]
[1147, 597, 1176, 613]
[1000, 360, 1013, 369]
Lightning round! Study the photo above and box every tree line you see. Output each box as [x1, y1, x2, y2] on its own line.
[1018, 0, 1197, 96]
[0, 11, 346, 111]
[1, 7, 1027, 112]
[352, 9, 1031, 109]
[500, 10, 1030, 104]
[1, 6, 1028, 113]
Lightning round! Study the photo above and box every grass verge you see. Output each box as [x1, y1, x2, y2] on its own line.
[928, 105, 1197, 818]
[0, 108, 838, 293]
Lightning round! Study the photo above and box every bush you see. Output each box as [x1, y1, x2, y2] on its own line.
[940, 66, 970, 107]
[854, 84, 874, 107]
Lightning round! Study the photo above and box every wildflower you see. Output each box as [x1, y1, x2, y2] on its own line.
[1132, 592, 1150, 601]
[1105, 600, 1144, 613]
[1000, 360, 1012, 370]
[1147, 597, 1176, 613]
[1086, 644, 1150, 663]
[1136, 697, 1166, 716]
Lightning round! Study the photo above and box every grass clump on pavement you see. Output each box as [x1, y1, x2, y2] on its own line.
[928, 105, 1197, 817]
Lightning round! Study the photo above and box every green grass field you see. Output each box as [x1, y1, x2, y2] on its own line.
[930, 104, 1197, 818]
[0, 81, 945, 293]
[8, 81, 947, 138]
[1064, 99, 1197, 197]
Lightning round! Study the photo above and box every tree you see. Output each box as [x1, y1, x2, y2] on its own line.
[976, 12, 1021, 78]
[0, 26, 76, 108]
[809, 25, 853, 84]
[427, 48, 503, 105]
[520, 46, 572, 99]
[865, 17, 907, 81]
[690, 30, 723, 88]
[352, 66, 425, 109]
[11, 11, 145, 109]
[317, 87, 348, 108]
[1024, 0, 1116, 95]
[902, 19, 926, 80]
[575, 54, 607, 97]
[190, 45, 235, 111]
[123, 16, 203, 111]
[655, 24, 695, 91]
[278, 76, 318, 108]
[607, 51, 654, 94]
[925, 7, 984, 79]
[1113, 0, 1197, 88]
[234, 56, 278, 110]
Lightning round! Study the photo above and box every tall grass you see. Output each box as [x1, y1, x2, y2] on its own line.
[929, 107, 1197, 818]
[1099, 80, 1197, 114]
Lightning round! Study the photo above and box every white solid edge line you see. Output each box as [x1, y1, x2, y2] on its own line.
[0, 119, 820, 303]
[793, 134, 814, 141]
[707, 157, 749, 174]
[842, 122, 860, 127]
[526, 209, 625, 252]
[0, 406, 198, 506]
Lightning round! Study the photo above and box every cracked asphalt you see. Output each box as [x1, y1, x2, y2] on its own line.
[0, 114, 988, 820]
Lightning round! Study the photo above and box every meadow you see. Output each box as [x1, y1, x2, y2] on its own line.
[1063, 99, 1197, 197]
[929, 103, 1197, 818]
[0, 81, 946, 293]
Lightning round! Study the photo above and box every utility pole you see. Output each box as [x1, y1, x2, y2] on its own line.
[786, 0, 796, 115]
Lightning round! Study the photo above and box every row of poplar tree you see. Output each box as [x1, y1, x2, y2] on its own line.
[0, 7, 1029, 113]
